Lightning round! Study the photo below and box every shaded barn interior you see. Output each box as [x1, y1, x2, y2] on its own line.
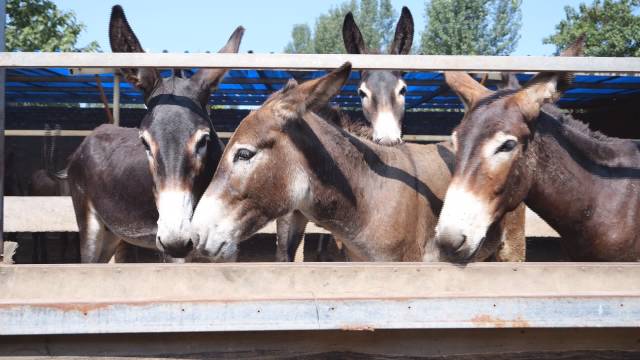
[5, 68, 640, 263]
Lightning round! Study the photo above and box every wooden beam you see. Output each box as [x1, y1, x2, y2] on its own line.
[0, 0, 6, 261]
[2, 53, 640, 73]
[1, 263, 639, 335]
[2, 329, 639, 358]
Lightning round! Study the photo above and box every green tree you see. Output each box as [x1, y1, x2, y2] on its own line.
[6, 0, 100, 52]
[420, 0, 522, 55]
[284, 24, 314, 54]
[543, 0, 640, 57]
[284, 0, 398, 54]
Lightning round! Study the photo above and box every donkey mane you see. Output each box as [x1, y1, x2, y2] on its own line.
[472, 89, 519, 110]
[317, 106, 374, 140]
[541, 105, 640, 167]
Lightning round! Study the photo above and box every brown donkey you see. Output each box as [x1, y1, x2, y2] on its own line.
[275, 7, 415, 262]
[435, 39, 640, 261]
[191, 63, 523, 262]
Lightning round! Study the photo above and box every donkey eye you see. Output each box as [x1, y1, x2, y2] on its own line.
[140, 137, 151, 153]
[496, 139, 517, 153]
[195, 134, 210, 156]
[399, 86, 407, 96]
[358, 89, 367, 98]
[234, 148, 256, 162]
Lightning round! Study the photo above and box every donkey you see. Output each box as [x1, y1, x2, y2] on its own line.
[29, 125, 70, 197]
[28, 124, 75, 263]
[190, 63, 523, 262]
[63, 5, 244, 262]
[275, 7, 415, 261]
[435, 38, 640, 261]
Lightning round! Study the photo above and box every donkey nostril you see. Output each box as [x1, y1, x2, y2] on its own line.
[186, 239, 194, 250]
[213, 241, 227, 257]
[454, 235, 468, 252]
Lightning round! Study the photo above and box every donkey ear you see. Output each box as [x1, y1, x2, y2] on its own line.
[342, 12, 367, 54]
[109, 5, 159, 94]
[444, 72, 492, 110]
[498, 72, 521, 90]
[511, 35, 583, 121]
[191, 26, 245, 99]
[511, 72, 572, 122]
[559, 34, 586, 57]
[298, 62, 352, 111]
[389, 7, 414, 55]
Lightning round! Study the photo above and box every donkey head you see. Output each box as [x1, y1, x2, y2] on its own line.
[342, 6, 413, 145]
[109, 5, 244, 258]
[434, 38, 584, 262]
[190, 63, 352, 260]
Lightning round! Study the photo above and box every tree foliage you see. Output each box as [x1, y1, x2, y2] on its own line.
[544, 0, 640, 57]
[6, 0, 100, 52]
[284, 0, 398, 54]
[419, 0, 522, 55]
[284, 24, 314, 54]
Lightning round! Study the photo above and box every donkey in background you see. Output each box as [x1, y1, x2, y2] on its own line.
[29, 124, 70, 197]
[28, 124, 75, 263]
[63, 5, 244, 262]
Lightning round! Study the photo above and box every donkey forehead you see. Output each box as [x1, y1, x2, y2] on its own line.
[457, 100, 529, 148]
[150, 76, 202, 98]
[361, 71, 404, 91]
[228, 109, 278, 145]
[141, 94, 211, 131]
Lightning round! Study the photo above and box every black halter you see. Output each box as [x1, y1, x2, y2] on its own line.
[146, 94, 213, 129]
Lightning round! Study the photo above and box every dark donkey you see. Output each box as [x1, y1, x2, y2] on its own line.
[64, 5, 244, 262]
[275, 7, 414, 261]
[435, 38, 640, 261]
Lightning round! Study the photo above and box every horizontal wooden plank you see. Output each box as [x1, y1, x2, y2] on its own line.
[3, 329, 640, 358]
[1, 263, 639, 334]
[1, 53, 640, 73]
[4, 196, 558, 237]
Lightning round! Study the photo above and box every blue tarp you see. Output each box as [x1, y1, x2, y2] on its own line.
[7, 68, 640, 109]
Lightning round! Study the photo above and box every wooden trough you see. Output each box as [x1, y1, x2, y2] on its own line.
[1, 263, 640, 358]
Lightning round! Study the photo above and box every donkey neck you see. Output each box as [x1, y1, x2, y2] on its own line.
[526, 109, 640, 258]
[291, 111, 395, 241]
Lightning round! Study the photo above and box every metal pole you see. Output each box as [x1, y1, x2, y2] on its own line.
[113, 74, 120, 126]
[0, 0, 6, 261]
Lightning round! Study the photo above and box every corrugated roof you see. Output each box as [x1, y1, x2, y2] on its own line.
[7, 68, 640, 109]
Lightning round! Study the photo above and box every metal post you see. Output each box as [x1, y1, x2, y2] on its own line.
[113, 75, 120, 126]
[0, 0, 6, 261]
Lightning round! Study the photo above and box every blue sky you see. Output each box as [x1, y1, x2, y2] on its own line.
[55, 0, 586, 55]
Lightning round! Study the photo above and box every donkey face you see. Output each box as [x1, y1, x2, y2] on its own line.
[342, 7, 413, 145]
[435, 71, 571, 261]
[435, 37, 584, 262]
[109, 5, 244, 257]
[190, 64, 352, 260]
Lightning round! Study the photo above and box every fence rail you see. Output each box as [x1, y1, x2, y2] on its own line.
[1, 262, 639, 335]
[2, 52, 640, 73]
